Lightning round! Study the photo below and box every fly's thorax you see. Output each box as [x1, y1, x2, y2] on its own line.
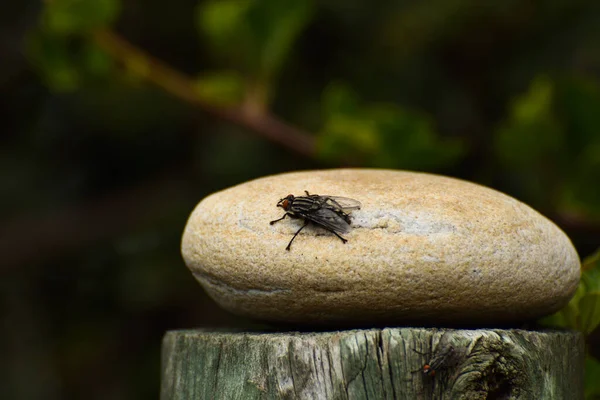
[289, 196, 319, 213]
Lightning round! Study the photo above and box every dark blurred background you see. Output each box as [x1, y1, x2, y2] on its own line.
[2, 0, 600, 399]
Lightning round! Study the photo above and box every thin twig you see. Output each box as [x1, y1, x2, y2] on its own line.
[92, 29, 316, 157]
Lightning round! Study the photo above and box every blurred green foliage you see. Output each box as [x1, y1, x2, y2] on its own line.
[197, 0, 313, 78]
[319, 82, 465, 168]
[42, 0, 119, 34]
[194, 70, 245, 105]
[586, 355, 600, 400]
[541, 249, 600, 399]
[196, 0, 313, 106]
[27, 0, 118, 91]
[542, 250, 600, 334]
[4, 0, 600, 399]
[496, 76, 600, 217]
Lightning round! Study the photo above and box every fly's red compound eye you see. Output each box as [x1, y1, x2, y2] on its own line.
[281, 199, 290, 210]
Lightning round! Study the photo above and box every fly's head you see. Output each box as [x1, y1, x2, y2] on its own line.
[276, 194, 295, 211]
[422, 364, 435, 376]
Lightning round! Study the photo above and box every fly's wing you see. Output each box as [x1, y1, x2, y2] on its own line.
[302, 206, 352, 234]
[428, 346, 455, 370]
[320, 196, 361, 212]
[429, 332, 452, 369]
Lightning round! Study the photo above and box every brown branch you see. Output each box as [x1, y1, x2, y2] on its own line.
[92, 29, 316, 158]
[0, 30, 319, 271]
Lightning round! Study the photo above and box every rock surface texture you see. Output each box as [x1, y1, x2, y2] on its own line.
[181, 169, 580, 325]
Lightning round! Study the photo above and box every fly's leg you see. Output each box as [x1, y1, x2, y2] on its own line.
[412, 348, 429, 357]
[286, 220, 309, 251]
[270, 213, 287, 225]
[330, 230, 348, 244]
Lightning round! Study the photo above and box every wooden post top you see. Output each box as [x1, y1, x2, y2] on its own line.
[161, 327, 583, 400]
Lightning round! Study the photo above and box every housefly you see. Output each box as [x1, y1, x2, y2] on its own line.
[413, 332, 459, 377]
[416, 346, 456, 377]
[269, 191, 361, 251]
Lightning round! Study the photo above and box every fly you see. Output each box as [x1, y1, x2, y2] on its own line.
[269, 191, 361, 251]
[415, 345, 456, 377]
[413, 332, 460, 378]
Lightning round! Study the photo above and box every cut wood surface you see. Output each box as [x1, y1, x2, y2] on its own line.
[161, 328, 583, 400]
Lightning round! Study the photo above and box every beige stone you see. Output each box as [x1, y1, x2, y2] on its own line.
[181, 169, 580, 325]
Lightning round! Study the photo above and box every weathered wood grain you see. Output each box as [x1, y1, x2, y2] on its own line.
[161, 328, 583, 400]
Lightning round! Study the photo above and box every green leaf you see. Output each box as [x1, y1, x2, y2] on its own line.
[583, 272, 600, 296]
[194, 71, 245, 106]
[318, 83, 379, 161]
[82, 42, 113, 76]
[197, 0, 253, 46]
[43, 0, 121, 34]
[26, 32, 81, 92]
[249, 0, 314, 79]
[583, 261, 600, 293]
[561, 140, 600, 218]
[197, 0, 313, 84]
[493, 76, 568, 208]
[579, 292, 600, 335]
[539, 282, 585, 330]
[539, 249, 600, 333]
[368, 104, 464, 169]
[560, 299, 581, 330]
[27, 30, 114, 91]
[555, 77, 600, 217]
[322, 83, 361, 117]
[558, 76, 600, 147]
[318, 82, 465, 169]
[495, 76, 565, 169]
[583, 249, 600, 272]
[538, 302, 577, 330]
[580, 249, 600, 336]
[513, 76, 554, 123]
[585, 356, 600, 399]
[318, 114, 380, 162]
[494, 75, 600, 218]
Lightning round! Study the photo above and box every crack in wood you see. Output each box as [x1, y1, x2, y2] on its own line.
[287, 340, 299, 400]
[386, 331, 399, 400]
[212, 340, 222, 396]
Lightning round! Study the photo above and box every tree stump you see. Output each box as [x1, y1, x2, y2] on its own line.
[160, 328, 583, 399]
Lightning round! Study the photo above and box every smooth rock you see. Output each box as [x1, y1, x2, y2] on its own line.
[181, 169, 580, 326]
